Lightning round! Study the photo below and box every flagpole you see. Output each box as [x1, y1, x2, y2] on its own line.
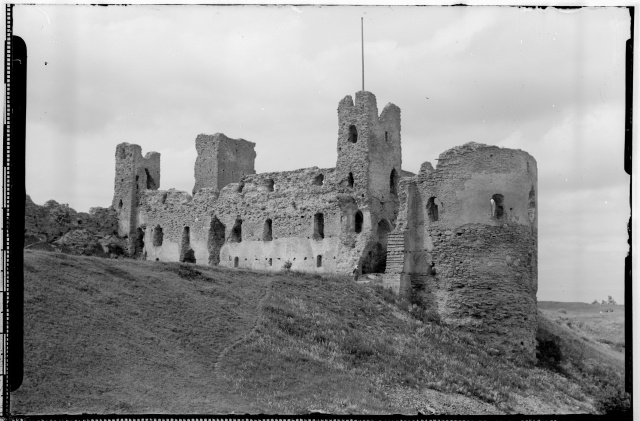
[361, 17, 364, 92]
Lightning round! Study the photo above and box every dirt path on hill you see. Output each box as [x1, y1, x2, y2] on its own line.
[213, 279, 274, 376]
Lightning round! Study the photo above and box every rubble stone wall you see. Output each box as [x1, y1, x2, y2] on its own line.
[192, 133, 256, 194]
[387, 142, 538, 360]
[138, 167, 371, 273]
[112, 143, 160, 239]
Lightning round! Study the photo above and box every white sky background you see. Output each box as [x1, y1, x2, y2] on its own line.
[14, 5, 629, 303]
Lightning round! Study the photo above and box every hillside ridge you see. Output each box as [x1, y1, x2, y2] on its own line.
[13, 250, 628, 415]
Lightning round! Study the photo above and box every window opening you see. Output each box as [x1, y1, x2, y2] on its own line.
[230, 218, 242, 242]
[152, 225, 163, 247]
[390, 168, 398, 195]
[316, 255, 323, 267]
[268, 258, 273, 267]
[208, 216, 226, 265]
[237, 182, 244, 193]
[180, 226, 196, 263]
[145, 168, 157, 189]
[234, 256, 239, 268]
[134, 227, 145, 257]
[491, 194, 505, 219]
[313, 213, 324, 240]
[385, 131, 388, 142]
[355, 210, 363, 233]
[313, 174, 324, 186]
[427, 197, 439, 222]
[528, 186, 536, 223]
[348, 172, 354, 188]
[348, 125, 358, 143]
[263, 219, 273, 242]
[118, 199, 123, 210]
[266, 178, 274, 192]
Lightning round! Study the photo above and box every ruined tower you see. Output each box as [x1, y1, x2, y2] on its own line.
[386, 142, 538, 360]
[335, 91, 401, 202]
[192, 133, 256, 195]
[112, 143, 160, 244]
[335, 91, 402, 274]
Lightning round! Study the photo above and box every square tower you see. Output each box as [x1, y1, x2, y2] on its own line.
[112, 143, 160, 237]
[335, 91, 402, 202]
[193, 133, 257, 194]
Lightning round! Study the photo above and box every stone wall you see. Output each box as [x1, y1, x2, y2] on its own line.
[386, 142, 538, 360]
[335, 91, 401, 203]
[112, 143, 160, 239]
[25, 195, 119, 243]
[193, 133, 256, 195]
[138, 167, 374, 274]
[24, 195, 124, 256]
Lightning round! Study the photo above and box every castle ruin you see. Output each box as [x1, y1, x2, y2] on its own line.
[113, 90, 538, 359]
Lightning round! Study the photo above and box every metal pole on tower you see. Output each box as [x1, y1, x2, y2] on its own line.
[361, 17, 364, 92]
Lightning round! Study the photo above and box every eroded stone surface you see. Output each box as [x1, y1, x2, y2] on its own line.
[24, 195, 123, 256]
[193, 133, 256, 195]
[385, 142, 538, 360]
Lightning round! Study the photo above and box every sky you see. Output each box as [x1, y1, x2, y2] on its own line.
[12, 5, 630, 303]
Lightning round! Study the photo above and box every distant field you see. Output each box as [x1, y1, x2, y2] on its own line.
[538, 301, 625, 360]
[12, 251, 629, 415]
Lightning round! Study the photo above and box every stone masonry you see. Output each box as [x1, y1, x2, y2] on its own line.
[383, 142, 538, 360]
[193, 133, 256, 195]
[111, 91, 538, 360]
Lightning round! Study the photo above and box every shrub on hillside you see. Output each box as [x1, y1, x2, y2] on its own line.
[595, 388, 631, 417]
[535, 332, 563, 371]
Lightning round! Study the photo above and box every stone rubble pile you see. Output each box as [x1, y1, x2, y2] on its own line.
[24, 195, 128, 258]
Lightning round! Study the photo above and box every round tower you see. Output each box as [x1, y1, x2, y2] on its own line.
[392, 142, 538, 360]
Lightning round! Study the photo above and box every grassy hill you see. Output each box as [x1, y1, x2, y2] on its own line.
[12, 251, 629, 415]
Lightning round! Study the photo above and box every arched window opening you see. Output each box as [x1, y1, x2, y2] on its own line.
[263, 219, 273, 242]
[266, 178, 274, 192]
[355, 211, 363, 233]
[491, 194, 505, 219]
[316, 255, 323, 268]
[427, 197, 439, 222]
[390, 168, 398, 195]
[118, 199, 123, 210]
[152, 225, 163, 247]
[313, 213, 324, 240]
[134, 227, 145, 257]
[234, 256, 239, 268]
[348, 125, 358, 143]
[348, 172, 354, 188]
[145, 168, 157, 189]
[313, 174, 324, 186]
[528, 186, 536, 223]
[230, 219, 242, 243]
[208, 216, 226, 266]
[180, 226, 196, 263]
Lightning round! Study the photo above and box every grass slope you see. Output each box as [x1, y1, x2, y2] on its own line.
[15, 250, 272, 414]
[12, 251, 629, 415]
